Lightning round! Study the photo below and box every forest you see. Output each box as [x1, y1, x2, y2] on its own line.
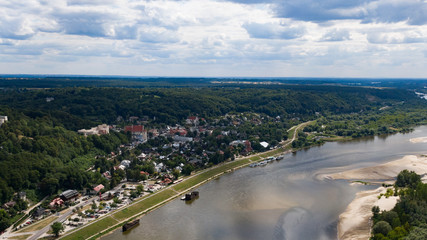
[0, 85, 423, 129]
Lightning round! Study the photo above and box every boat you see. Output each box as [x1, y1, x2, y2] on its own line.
[258, 161, 267, 166]
[249, 163, 258, 168]
[122, 219, 140, 232]
[184, 191, 199, 201]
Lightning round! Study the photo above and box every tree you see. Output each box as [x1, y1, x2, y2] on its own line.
[372, 206, 380, 220]
[395, 170, 421, 188]
[172, 169, 180, 180]
[136, 185, 144, 194]
[51, 222, 64, 237]
[405, 226, 427, 240]
[372, 221, 392, 236]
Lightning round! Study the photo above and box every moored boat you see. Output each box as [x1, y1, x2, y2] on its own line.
[122, 219, 140, 232]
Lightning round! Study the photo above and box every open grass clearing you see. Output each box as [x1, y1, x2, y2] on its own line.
[113, 189, 176, 221]
[172, 159, 251, 193]
[61, 216, 117, 240]
[9, 234, 33, 240]
[16, 216, 58, 233]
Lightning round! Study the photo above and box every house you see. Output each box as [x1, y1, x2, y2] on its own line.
[125, 125, 148, 142]
[137, 153, 147, 160]
[230, 140, 245, 146]
[120, 160, 131, 168]
[154, 162, 165, 172]
[60, 189, 79, 202]
[260, 141, 269, 148]
[186, 116, 199, 125]
[168, 127, 187, 137]
[78, 124, 110, 136]
[45, 97, 54, 102]
[103, 171, 112, 179]
[49, 198, 64, 208]
[0, 116, 7, 126]
[129, 116, 139, 122]
[2, 201, 15, 209]
[161, 178, 172, 186]
[93, 184, 104, 193]
[148, 129, 159, 138]
[125, 125, 144, 133]
[18, 191, 26, 201]
[173, 136, 193, 142]
[33, 207, 47, 219]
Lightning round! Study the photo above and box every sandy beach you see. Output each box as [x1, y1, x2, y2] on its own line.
[326, 155, 427, 181]
[410, 137, 427, 143]
[331, 154, 427, 240]
[338, 187, 398, 240]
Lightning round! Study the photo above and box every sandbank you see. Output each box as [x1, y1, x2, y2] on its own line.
[326, 155, 427, 181]
[409, 137, 427, 143]
[334, 154, 427, 240]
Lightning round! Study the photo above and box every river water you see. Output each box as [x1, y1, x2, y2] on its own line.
[103, 126, 427, 240]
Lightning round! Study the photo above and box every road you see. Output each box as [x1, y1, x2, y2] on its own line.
[26, 182, 129, 240]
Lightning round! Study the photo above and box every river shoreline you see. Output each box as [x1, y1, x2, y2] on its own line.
[325, 154, 427, 240]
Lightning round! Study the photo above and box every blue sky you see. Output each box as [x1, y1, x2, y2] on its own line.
[0, 0, 426, 78]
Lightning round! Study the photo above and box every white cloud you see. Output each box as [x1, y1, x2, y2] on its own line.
[243, 21, 305, 39]
[320, 29, 351, 41]
[0, 0, 426, 77]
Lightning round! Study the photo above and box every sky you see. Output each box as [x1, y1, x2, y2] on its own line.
[0, 0, 426, 78]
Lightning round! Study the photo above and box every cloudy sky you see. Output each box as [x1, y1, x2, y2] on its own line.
[1, 0, 426, 78]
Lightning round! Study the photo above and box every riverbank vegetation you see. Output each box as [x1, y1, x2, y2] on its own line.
[371, 170, 427, 240]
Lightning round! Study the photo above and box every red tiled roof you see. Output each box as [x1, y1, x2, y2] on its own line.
[93, 184, 104, 192]
[124, 125, 144, 133]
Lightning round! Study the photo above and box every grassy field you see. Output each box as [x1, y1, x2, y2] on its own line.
[61, 216, 118, 240]
[172, 159, 251, 192]
[112, 189, 176, 221]
[16, 216, 58, 233]
[9, 234, 33, 240]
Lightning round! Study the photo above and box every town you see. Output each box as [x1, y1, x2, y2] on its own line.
[1, 112, 307, 239]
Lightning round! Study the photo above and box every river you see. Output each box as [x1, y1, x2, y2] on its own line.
[103, 126, 427, 240]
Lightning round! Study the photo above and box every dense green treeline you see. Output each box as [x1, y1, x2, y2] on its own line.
[0, 86, 422, 129]
[371, 170, 427, 240]
[0, 106, 129, 205]
[304, 108, 427, 138]
[1, 76, 427, 90]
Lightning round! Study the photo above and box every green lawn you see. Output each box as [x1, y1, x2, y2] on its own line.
[249, 156, 261, 161]
[113, 189, 176, 221]
[61, 216, 118, 240]
[16, 216, 58, 233]
[172, 159, 251, 192]
[10, 213, 25, 227]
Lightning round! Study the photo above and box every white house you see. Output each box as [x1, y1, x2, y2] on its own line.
[78, 124, 109, 136]
[0, 116, 8, 126]
[260, 141, 269, 148]
[120, 160, 131, 168]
